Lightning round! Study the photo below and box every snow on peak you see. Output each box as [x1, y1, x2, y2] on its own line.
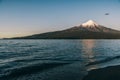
[81, 20, 99, 27]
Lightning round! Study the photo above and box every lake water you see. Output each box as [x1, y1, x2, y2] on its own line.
[0, 39, 120, 80]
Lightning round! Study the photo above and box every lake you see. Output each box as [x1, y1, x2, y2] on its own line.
[0, 39, 120, 80]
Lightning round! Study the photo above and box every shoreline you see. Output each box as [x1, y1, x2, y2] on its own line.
[83, 65, 120, 80]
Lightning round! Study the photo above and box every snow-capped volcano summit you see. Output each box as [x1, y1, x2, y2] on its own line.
[73, 20, 120, 33]
[81, 20, 99, 27]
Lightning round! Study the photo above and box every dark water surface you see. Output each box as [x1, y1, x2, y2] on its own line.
[0, 39, 120, 80]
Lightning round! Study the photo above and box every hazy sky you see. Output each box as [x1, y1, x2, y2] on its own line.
[0, 0, 120, 38]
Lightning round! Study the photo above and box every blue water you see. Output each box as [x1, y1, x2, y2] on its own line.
[0, 39, 120, 80]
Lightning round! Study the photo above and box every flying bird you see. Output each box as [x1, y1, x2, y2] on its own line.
[105, 13, 109, 15]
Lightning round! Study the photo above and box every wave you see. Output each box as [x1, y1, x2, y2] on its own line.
[0, 56, 81, 64]
[14, 58, 81, 62]
[0, 62, 71, 80]
[86, 55, 120, 66]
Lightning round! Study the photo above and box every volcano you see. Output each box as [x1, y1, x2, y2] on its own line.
[67, 20, 119, 33]
[13, 20, 120, 39]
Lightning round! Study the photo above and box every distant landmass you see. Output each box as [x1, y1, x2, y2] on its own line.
[12, 20, 120, 39]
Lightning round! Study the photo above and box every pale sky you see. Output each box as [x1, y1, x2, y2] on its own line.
[0, 0, 120, 38]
